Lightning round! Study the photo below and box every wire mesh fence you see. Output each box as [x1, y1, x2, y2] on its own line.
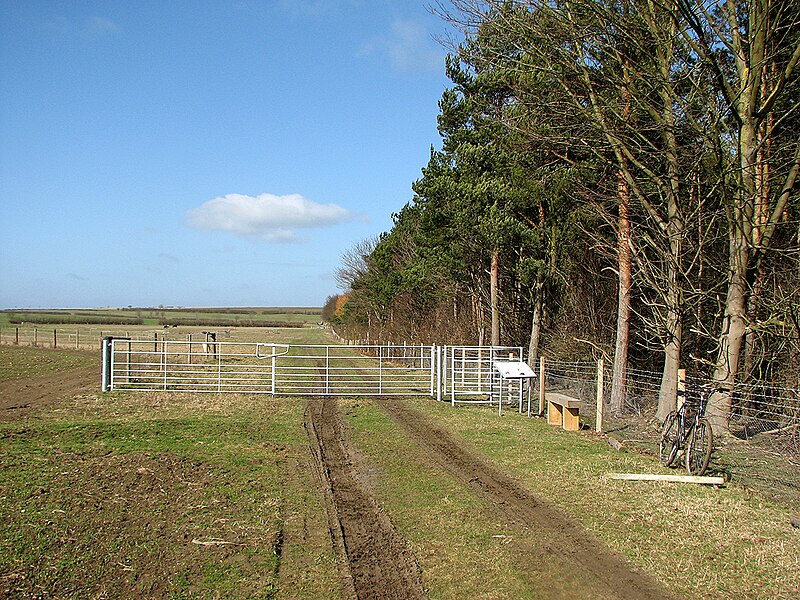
[544, 359, 800, 510]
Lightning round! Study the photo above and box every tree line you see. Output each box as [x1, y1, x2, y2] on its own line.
[325, 0, 800, 429]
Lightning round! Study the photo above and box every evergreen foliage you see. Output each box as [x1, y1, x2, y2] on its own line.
[328, 0, 800, 395]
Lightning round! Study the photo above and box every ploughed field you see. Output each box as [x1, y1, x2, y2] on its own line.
[1, 333, 798, 599]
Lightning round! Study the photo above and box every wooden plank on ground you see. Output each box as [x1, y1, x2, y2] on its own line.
[608, 473, 726, 485]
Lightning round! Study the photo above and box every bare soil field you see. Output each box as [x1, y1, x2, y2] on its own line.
[0, 365, 96, 420]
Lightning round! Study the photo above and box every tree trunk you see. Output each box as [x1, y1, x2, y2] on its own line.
[527, 275, 544, 366]
[709, 230, 749, 432]
[490, 249, 500, 346]
[610, 170, 632, 414]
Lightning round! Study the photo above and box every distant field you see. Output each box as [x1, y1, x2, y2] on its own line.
[0, 307, 321, 328]
[0, 307, 324, 349]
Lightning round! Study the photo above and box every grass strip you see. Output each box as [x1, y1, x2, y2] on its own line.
[402, 397, 800, 599]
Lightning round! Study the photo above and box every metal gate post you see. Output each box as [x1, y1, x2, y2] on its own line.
[101, 337, 112, 391]
[432, 346, 442, 401]
[378, 345, 383, 395]
[451, 347, 457, 406]
[163, 340, 168, 391]
[271, 349, 277, 395]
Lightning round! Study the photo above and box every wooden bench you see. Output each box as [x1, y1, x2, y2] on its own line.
[546, 392, 582, 431]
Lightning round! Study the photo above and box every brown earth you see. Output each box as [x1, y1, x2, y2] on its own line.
[0, 365, 96, 420]
[305, 396, 426, 600]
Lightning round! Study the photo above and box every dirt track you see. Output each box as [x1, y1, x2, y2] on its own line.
[306, 395, 677, 600]
[305, 396, 426, 600]
[376, 398, 678, 600]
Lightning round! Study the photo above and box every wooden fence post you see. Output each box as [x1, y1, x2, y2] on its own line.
[539, 355, 546, 416]
[596, 358, 605, 433]
[53, 329, 57, 348]
[677, 368, 687, 409]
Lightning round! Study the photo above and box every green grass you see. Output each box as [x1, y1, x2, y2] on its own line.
[3, 332, 798, 599]
[389, 398, 800, 599]
[0, 307, 321, 327]
[0, 385, 340, 599]
[0, 345, 95, 382]
[339, 398, 585, 599]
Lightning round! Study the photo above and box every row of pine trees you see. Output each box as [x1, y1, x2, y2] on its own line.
[325, 0, 800, 428]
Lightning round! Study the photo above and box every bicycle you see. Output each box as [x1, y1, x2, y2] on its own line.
[659, 383, 725, 476]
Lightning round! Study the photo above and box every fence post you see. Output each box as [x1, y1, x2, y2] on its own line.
[539, 356, 546, 416]
[75, 330, 79, 350]
[101, 337, 113, 391]
[596, 358, 605, 433]
[33, 328, 38, 347]
[15, 327, 19, 346]
[677, 368, 687, 409]
[53, 329, 57, 348]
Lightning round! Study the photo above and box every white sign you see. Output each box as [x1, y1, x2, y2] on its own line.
[494, 360, 536, 379]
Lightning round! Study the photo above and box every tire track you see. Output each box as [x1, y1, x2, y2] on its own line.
[304, 396, 425, 600]
[376, 398, 679, 600]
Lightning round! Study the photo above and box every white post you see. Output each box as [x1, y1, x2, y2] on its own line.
[271, 350, 277, 396]
[163, 340, 168, 391]
[677, 368, 687, 409]
[596, 358, 605, 433]
[539, 356, 546, 416]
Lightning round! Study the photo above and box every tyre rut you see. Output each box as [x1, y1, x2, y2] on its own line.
[376, 397, 679, 600]
[304, 396, 425, 600]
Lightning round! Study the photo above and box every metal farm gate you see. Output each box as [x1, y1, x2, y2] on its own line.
[101, 337, 525, 401]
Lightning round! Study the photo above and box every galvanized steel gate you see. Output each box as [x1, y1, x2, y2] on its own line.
[101, 338, 524, 400]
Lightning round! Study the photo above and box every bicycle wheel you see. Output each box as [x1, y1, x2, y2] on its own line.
[685, 417, 713, 476]
[659, 411, 680, 467]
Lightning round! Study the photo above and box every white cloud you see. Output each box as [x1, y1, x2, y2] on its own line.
[360, 18, 443, 73]
[187, 193, 354, 243]
[88, 16, 122, 35]
[44, 15, 121, 37]
[277, 0, 361, 18]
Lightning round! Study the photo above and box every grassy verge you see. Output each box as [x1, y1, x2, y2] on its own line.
[339, 398, 589, 599]
[358, 397, 799, 599]
[0, 390, 340, 599]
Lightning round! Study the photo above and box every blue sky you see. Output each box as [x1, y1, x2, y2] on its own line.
[0, 0, 454, 308]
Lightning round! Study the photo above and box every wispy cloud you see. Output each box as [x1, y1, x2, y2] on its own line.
[88, 16, 122, 35]
[277, 0, 361, 18]
[360, 18, 443, 73]
[45, 15, 122, 37]
[159, 253, 180, 263]
[187, 193, 355, 243]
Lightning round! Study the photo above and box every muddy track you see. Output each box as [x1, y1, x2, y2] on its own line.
[0, 365, 96, 420]
[304, 396, 425, 600]
[376, 398, 679, 600]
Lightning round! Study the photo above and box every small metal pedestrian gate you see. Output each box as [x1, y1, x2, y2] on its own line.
[101, 338, 524, 400]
